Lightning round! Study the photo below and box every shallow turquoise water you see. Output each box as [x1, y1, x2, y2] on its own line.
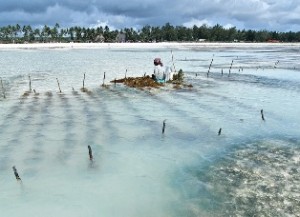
[0, 44, 299, 216]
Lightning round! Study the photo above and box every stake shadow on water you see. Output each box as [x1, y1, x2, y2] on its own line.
[82, 99, 98, 146]
[57, 94, 78, 162]
[109, 87, 214, 143]
[200, 91, 255, 111]
[106, 87, 166, 137]
[109, 86, 193, 139]
[169, 90, 257, 128]
[139, 91, 215, 139]
[57, 95, 76, 135]
[22, 96, 54, 168]
[91, 87, 182, 147]
[0, 97, 39, 171]
[71, 89, 119, 146]
[167, 90, 287, 141]
[0, 99, 27, 137]
[88, 89, 121, 143]
[18, 96, 54, 177]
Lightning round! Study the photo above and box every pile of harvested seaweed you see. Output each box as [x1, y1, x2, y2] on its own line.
[111, 76, 163, 89]
[110, 69, 192, 89]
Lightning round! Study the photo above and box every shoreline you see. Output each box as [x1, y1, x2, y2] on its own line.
[0, 42, 299, 50]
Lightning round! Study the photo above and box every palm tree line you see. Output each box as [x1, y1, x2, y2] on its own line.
[0, 22, 299, 43]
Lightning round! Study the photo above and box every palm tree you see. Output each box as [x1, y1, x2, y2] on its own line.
[104, 25, 110, 42]
[34, 28, 41, 42]
[42, 25, 51, 42]
[74, 26, 82, 42]
[140, 25, 151, 42]
[22, 25, 33, 42]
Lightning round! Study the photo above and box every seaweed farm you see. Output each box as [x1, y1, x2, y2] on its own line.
[0, 43, 300, 216]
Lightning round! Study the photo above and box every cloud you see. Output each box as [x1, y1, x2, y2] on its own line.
[183, 19, 213, 28]
[0, 0, 299, 31]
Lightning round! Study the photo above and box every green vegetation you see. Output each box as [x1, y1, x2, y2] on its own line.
[172, 69, 184, 82]
[1, 22, 300, 43]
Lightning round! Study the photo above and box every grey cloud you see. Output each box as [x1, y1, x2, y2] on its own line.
[0, 0, 299, 31]
[0, 0, 57, 13]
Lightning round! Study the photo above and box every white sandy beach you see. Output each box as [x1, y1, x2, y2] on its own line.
[0, 42, 299, 50]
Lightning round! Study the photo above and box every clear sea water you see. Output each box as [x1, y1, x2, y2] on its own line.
[0, 44, 300, 216]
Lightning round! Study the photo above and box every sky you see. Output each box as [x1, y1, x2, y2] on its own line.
[0, 0, 299, 32]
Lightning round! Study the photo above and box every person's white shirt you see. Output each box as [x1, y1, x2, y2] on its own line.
[154, 65, 165, 80]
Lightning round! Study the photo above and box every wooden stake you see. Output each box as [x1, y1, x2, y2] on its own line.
[88, 145, 93, 160]
[218, 128, 222, 136]
[102, 72, 106, 86]
[33, 89, 40, 96]
[83, 73, 86, 89]
[28, 75, 32, 92]
[12, 166, 21, 181]
[162, 120, 166, 134]
[56, 78, 62, 93]
[171, 50, 176, 72]
[229, 60, 234, 76]
[261, 109, 265, 121]
[207, 58, 214, 76]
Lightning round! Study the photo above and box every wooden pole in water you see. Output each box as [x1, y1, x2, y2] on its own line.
[83, 73, 86, 90]
[88, 145, 93, 160]
[102, 72, 106, 86]
[162, 120, 166, 134]
[56, 78, 62, 93]
[261, 109, 265, 121]
[229, 60, 234, 76]
[171, 50, 176, 72]
[0, 78, 5, 99]
[207, 58, 214, 77]
[218, 128, 222, 136]
[28, 75, 32, 92]
[12, 166, 21, 181]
